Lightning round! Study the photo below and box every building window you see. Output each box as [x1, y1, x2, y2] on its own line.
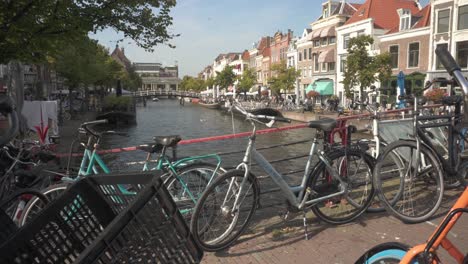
[299, 52, 302, 61]
[436, 43, 448, 70]
[459, 5, 468, 30]
[309, 66, 312, 77]
[437, 9, 450, 33]
[457, 41, 468, 68]
[314, 54, 319, 72]
[321, 38, 327, 46]
[322, 63, 327, 72]
[329, 62, 335, 71]
[314, 40, 320, 47]
[408, 42, 419, 68]
[329, 37, 336, 44]
[399, 9, 411, 31]
[340, 56, 347, 72]
[309, 48, 312, 60]
[303, 49, 307, 61]
[343, 34, 350, 49]
[390, 45, 399, 69]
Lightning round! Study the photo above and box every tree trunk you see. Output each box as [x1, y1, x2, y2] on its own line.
[8, 61, 26, 133]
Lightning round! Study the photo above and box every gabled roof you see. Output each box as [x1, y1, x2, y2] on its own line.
[111, 45, 132, 70]
[256, 37, 271, 53]
[386, 4, 431, 34]
[344, 0, 421, 29]
[242, 50, 250, 60]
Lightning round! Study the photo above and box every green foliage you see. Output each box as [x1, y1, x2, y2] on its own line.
[342, 35, 392, 99]
[0, 0, 177, 64]
[179, 76, 206, 92]
[237, 67, 256, 93]
[52, 35, 123, 89]
[205, 77, 215, 89]
[121, 66, 142, 91]
[215, 66, 236, 89]
[269, 61, 301, 96]
[103, 95, 133, 111]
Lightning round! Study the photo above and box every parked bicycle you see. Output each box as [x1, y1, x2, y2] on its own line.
[190, 102, 375, 251]
[19, 119, 225, 225]
[373, 79, 467, 223]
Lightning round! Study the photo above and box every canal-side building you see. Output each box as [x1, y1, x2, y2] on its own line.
[287, 37, 300, 100]
[229, 50, 250, 76]
[427, 0, 468, 85]
[378, 5, 431, 103]
[135, 63, 180, 91]
[296, 28, 313, 95]
[310, 0, 360, 102]
[336, 0, 422, 104]
[212, 52, 242, 78]
[254, 37, 271, 85]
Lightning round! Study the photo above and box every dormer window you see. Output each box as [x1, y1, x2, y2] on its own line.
[399, 9, 411, 31]
[323, 6, 329, 18]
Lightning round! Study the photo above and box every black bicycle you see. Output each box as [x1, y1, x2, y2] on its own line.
[373, 78, 468, 223]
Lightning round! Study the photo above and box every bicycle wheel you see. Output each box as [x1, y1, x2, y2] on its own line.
[190, 169, 259, 252]
[365, 140, 404, 213]
[308, 148, 374, 225]
[18, 183, 69, 226]
[374, 140, 444, 224]
[457, 160, 468, 187]
[164, 162, 224, 222]
[355, 242, 416, 264]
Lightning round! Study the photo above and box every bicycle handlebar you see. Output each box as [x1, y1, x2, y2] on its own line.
[80, 119, 107, 137]
[436, 46, 468, 94]
[435, 46, 461, 76]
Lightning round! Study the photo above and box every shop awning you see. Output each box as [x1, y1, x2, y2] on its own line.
[320, 26, 336, 38]
[318, 49, 335, 63]
[306, 80, 334, 95]
[311, 28, 323, 39]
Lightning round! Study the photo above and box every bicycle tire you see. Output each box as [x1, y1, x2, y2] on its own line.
[190, 169, 259, 252]
[457, 160, 468, 187]
[373, 140, 444, 224]
[308, 148, 374, 225]
[365, 140, 403, 213]
[18, 183, 69, 226]
[355, 242, 414, 264]
[164, 162, 224, 222]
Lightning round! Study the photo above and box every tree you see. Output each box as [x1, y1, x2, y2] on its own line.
[179, 76, 205, 92]
[237, 67, 256, 94]
[342, 35, 392, 99]
[215, 66, 236, 89]
[269, 61, 301, 96]
[0, 0, 177, 64]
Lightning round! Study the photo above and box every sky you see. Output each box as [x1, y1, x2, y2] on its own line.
[92, 0, 430, 77]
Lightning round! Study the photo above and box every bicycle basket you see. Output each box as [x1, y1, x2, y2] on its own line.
[0, 172, 203, 264]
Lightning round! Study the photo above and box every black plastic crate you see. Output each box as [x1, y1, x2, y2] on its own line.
[0, 172, 203, 263]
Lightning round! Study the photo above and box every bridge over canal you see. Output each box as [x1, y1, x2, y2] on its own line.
[131, 90, 201, 99]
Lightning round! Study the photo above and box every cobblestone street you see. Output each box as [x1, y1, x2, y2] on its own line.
[202, 189, 468, 264]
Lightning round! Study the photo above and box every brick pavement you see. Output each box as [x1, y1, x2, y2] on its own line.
[201, 189, 468, 264]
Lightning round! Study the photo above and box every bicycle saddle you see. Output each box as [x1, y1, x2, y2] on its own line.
[308, 118, 337, 132]
[137, 144, 162, 153]
[153, 135, 182, 147]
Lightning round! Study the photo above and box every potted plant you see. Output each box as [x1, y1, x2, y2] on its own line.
[424, 88, 446, 103]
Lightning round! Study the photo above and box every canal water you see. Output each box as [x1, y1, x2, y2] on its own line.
[99, 99, 316, 186]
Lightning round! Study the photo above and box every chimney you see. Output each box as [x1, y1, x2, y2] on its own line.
[122, 47, 125, 54]
[414, 0, 422, 10]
